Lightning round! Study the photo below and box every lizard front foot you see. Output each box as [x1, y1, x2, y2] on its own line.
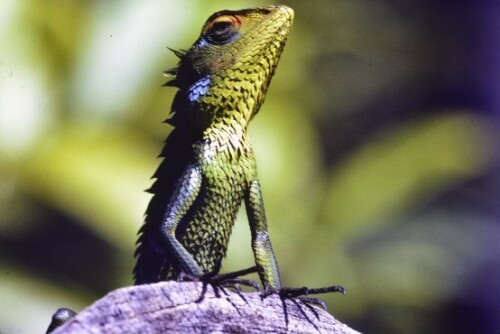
[179, 266, 261, 292]
[264, 284, 346, 310]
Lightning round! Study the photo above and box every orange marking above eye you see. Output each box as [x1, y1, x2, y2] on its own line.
[203, 15, 242, 35]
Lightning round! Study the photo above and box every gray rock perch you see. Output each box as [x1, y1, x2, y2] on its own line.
[50, 281, 362, 334]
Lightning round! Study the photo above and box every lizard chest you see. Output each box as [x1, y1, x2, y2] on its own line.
[176, 146, 256, 271]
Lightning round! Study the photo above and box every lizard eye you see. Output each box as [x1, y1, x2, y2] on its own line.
[212, 21, 232, 36]
[204, 16, 241, 45]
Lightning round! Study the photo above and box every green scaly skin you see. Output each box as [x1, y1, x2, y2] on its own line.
[134, 5, 294, 294]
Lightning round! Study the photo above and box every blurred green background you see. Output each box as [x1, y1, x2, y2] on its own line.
[0, 1, 498, 333]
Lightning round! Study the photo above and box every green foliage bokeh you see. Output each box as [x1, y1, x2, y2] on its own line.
[0, 1, 498, 333]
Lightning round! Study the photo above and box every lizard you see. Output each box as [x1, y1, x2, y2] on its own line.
[47, 5, 343, 332]
[133, 4, 293, 292]
[134, 4, 344, 300]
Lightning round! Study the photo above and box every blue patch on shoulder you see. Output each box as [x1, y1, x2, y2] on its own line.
[188, 75, 211, 103]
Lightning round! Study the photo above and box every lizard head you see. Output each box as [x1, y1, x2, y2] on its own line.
[192, 6, 294, 73]
[167, 6, 294, 126]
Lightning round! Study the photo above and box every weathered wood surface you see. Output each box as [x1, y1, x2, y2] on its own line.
[52, 281, 361, 334]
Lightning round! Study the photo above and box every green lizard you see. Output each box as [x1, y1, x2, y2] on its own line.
[47, 5, 342, 332]
[133, 5, 293, 292]
[134, 4, 343, 300]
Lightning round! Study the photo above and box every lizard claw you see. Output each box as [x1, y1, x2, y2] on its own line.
[207, 266, 260, 292]
[180, 266, 260, 292]
[279, 285, 346, 298]
[263, 284, 346, 310]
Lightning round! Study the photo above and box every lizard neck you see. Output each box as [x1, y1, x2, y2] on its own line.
[199, 107, 254, 163]
[187, 72, 264, 126]
[184, 72, 260, 154]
